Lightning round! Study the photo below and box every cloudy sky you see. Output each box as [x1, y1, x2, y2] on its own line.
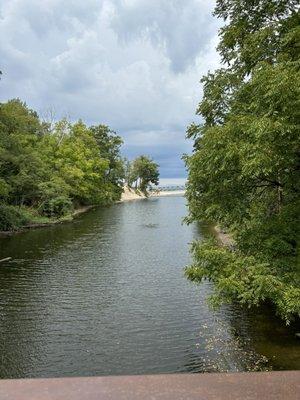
[0, 0, 221, 180]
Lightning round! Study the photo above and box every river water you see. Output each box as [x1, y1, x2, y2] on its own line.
[0, 196, 299, 378]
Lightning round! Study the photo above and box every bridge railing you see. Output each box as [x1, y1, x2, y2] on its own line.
[0, 371, 299, 400]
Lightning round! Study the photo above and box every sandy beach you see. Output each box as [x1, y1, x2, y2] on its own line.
[120, 187, 185, 202]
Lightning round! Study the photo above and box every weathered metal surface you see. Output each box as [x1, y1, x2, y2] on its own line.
[0, 371, 299, 400]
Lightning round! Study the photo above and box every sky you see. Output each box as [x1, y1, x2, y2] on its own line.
[0, 0, 221, 180]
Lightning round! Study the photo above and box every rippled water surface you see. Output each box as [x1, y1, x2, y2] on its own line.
[0, 196, 299, 378]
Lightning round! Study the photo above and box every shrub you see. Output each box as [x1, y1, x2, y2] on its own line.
[0, 204, 29, 231]
[39, 195, 73, 218]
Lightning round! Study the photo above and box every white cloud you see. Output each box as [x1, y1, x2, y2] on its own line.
[0, 0, 221, 178]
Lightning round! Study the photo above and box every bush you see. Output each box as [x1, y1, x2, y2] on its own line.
[39, 196, 73, 218]
[186, 238, 300, 324]
[0, 204, 29, 231]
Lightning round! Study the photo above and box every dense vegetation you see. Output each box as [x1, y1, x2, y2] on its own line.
[0, 99, 158, 231]
[185, 0, 300, 323]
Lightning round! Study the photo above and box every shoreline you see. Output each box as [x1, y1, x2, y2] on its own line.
[0, 189, 185, 237]
[152, 190, 186, 197]
[0, 205, 96, 237]
[120, 187, 185, 202]
[213, 225, 235, 247]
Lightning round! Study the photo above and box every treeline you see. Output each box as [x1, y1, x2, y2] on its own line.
[185, 0, 299, 323]
[0, 99, 159, 231]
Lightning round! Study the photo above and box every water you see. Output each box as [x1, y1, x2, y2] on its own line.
[0, 196, 299, 378]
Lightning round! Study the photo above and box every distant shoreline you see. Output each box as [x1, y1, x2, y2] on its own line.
[120, 187, 185, 202]
[152, 190, 186, 197]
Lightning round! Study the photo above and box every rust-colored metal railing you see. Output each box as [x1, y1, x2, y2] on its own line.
[0, 371, 299, 400]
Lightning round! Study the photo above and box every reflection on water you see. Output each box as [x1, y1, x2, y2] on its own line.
[0, 196, 299, 378]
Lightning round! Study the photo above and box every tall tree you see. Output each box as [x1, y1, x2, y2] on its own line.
[130, 156, 159, 193]
[185, 0, 300, 323]
[90, 125, 125, 200]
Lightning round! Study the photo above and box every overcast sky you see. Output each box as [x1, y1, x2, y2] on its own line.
[0, 0, 221, 180]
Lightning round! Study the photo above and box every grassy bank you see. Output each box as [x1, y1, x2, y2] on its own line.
[0, 205, 95, 235]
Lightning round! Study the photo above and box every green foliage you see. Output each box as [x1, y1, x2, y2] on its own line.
[185, 0, 300, 323]
[0, 99, 127, 228]
[39, 196, 73, 218]
[90, 124, 125, 188]
[128, 155, 160, 193]
[0, 204, 29, 231]
[185, 238, 300, 323]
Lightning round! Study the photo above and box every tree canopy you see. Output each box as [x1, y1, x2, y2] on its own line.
[185, 0, 300, 323]
[125, 155, 159, 193]
[0, 99, 127, 229]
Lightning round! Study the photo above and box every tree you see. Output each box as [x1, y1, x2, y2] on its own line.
[90, 125, 125, 201]
[185, 0, 300, 323]
[123, 157, 134, 187]
[0, 99, 49, 206]
[53, 121, 111, 205]
[130, 156, 159, 193]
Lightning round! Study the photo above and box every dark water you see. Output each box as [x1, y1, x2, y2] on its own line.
[0, 196, 299, 378]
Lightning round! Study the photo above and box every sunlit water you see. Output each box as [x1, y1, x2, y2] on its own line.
[0, 196, 299, 378]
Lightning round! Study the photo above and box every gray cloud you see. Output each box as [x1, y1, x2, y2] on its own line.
[0, 0, 220, 179]
[111, 0, 219, 73]
[122, 128, 192, 178]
